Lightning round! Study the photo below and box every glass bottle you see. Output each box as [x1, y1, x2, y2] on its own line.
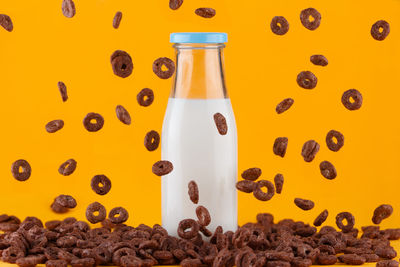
[161, 32, 237, 236]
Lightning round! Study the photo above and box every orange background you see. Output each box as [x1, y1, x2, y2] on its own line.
[0, 0, 399, 239]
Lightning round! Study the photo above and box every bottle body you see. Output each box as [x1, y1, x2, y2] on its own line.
[161, 35, 237, 236]
[161, 97, 237, 235]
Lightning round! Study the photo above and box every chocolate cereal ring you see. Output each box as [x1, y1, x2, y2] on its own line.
[371, 20, 390, 41]
[86, 202, 106, 224]
[101, 218, 116, 230]
[51, 201, 68, 214]
[319, 161, 337, 180]
[177, 219, 199, 239]
[112, 248, 135, 266]
[152, 57, 175, 79]
[196, 206, 211, 226]
[70, 258, 95, 267]
[274, 173, 284, 194]
[362, 254, 380, 263]
[46, 120, 64, 133]
[11, 159, 31, 181]
[120, 256, 143, 267]
[377, 260, 399, 267]
[294, 198, 315, 211]
[58, 159, 77, 176]
[55, 195, 77, 209]
[276, 98, 294, 114]
[113, 11, 122, 29]
[45, 220, 61, 230]
[213, 113, 228, 135]
[181, 258, 202, 267]
[273, 137, 288, 157]
[297, 71, 317, 89]
[109, 207, 129, 224]
[62, 0, 76, 18]
[310, 55, 328, 66]
[46, 260, 68, 267]
[169, 0, 183, 10]
[341, 89, 363, 111]
[111, 50, 133, 78]
[152, 160, 173, 176]
[241, 168, 262, 181]
[375, 246, 397, 259]
[115, 105, 131, 125]
[83, 112, 104, 132]
[317, 254, 337, 265]
[236, 180, 256, 193]
[58, 82, 68, 102]
[253, 180, 275, 201]
[2, 246, 25, 263]
[270, 16, 289, 35]
[144, 130, 160, 151]
[300, 8, 321, 30]
[372, 204, 393, 224]
[314, 209, 328, 226]
[137, 88, 154, 107]
[91, 175, 112, 195]
[195, 8, 216, 18]
[0, 14, 13, 32]
[301, 140, 320, 162]
[199, 225, 212, 238]
[326, 130, 344, 152]
[336, 212, 355, 233]
[188, 180, 199, 204]
[338, 254, 365, 265]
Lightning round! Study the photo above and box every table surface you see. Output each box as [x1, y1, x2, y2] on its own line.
[0, 241, 398, 267]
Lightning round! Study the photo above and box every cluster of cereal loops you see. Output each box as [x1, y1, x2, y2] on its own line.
[237, 8, 393, 224]
[0, 206, 399, 267]
[268, 7, 390, 184]
[151, 112, 228, 176]
[9, 1, 178, 219]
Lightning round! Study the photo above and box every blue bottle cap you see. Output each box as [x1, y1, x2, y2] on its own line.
[170, 32, 228, 43]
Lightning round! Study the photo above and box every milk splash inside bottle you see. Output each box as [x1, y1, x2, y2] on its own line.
[161, 33, 238, 235]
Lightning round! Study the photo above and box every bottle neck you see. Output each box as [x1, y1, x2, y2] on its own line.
[171, 43, 227, 99]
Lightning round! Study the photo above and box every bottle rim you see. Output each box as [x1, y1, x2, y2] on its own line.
[170, 32, 228, 44]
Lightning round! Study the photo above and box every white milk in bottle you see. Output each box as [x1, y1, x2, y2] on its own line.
[161, 33, 237, 236]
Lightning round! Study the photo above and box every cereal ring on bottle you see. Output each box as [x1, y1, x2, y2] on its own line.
[188, 180, 199, 204]
[152, 160, 173, 176]
[196, 206, 211, 226]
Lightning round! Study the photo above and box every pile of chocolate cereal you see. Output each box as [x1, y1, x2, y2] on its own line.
[0, 200, 399, 267]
